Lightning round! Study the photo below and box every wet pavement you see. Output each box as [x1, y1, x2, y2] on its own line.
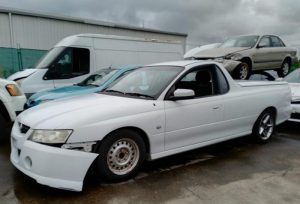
[1, 122, 300, 204]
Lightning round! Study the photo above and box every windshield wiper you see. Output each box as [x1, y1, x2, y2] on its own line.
[124, 92, 154, 99]
[104, 89, 125, 95]
[88, 84, 99, 87]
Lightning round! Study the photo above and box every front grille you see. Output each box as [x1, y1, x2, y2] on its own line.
[291, 113, 300, 120]
[19, 123, 30, 134]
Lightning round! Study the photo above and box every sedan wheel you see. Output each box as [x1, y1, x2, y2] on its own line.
[277, 61, 290, 77]
[234, 62, 250, 80]
[253, 110, 275, 143]
[96, 129, 146, 181]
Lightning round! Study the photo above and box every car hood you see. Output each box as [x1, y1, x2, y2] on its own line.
[29, 85, 100, 102]
[193, 47, 251, 58]
[7, 68, 37, 80]
[289, 83, 300, 100]
[19, 93, 157, 129]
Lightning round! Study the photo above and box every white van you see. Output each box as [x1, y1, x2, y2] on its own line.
[8, 34, 185, 97]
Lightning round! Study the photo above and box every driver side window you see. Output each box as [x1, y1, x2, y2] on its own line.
[259, 36, 271, 48]
[169, 64, 229, 100]
[44, 47, 90, 80]
[175, 69, 213, 98]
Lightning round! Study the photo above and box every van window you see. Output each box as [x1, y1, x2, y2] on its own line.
[44, 47, 90, 80]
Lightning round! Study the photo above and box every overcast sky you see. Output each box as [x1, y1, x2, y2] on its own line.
[0, 0, 299, 48]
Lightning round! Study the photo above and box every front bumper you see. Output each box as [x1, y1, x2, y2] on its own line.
[4, 95, 26, 121]
[10, 122, 98, 191]
[289, 103, 300, 122]
[215, 59, 241, 72]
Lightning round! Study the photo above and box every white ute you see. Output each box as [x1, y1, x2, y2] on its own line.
[0, 78, 26, 138]
[11, 61, 292, 191]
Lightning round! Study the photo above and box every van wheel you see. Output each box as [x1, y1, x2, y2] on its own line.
[277, 60, 290, 77]
[95, 129, 146, 181]
[252, 110, 275, 143]
[233, 62, 250, 80]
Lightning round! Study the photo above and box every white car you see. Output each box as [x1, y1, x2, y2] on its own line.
[283, 69, 300, 122]
[0, 78, 26, 139]
[184, 43, 221, 59]
[11, 61, 291, 191]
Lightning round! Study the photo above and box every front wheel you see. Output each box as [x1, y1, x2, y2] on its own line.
[277, 60, 290, 77]
[95, 129, 146, 182]
[233, 62, 250, 80]
[252, 110, 275, 143]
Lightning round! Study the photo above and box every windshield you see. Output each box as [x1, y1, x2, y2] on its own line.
[220, 35, 259, 48]
[78, 69, 118, 86]
[104, 66, 183, 99]
[284, 69, 300, 83]
[34, 47, 65, 69]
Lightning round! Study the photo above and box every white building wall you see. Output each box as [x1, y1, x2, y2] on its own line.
[0, 13, 11, 47]
[0, 12, 186, 51]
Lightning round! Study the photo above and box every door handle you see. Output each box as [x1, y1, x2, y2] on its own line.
[213, 106, 220, 110]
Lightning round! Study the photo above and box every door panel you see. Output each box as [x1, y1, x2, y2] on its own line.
[164, 96, 224, 150]
[253, 36, 275, 70]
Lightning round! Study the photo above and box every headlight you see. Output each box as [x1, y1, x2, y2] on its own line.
[225, 53, 243, 61]
[214, 57, 224, 63]
[5, 84, 22, 96]
[29, 130, 73, 144]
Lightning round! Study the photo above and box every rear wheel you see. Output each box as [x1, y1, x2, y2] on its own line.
[95, 129, 146, 181]
[233, 62, 250, 80]
[252, 110, 275, 143]
[277, 60, 290, 77]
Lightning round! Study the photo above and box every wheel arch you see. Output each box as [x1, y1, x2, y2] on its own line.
[283, 56, 292, 66]
[240, 57, 253, 70]
[254, 106, 277, 128]
[96, 126, 151, 157]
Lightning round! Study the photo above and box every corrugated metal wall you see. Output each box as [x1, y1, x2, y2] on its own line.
[0, 11, 186, 78]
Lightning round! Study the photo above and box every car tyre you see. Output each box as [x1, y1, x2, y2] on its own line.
[233, 62, 250, 80]
[277, 60, 290, 77]
[95, 129, 146, 182]
[252, 109, 275, 144]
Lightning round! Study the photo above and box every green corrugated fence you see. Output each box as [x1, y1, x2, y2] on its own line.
[0, 47, 46, 78]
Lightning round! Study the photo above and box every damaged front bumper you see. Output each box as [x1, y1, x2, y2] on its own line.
[214, 59, 241, 73]
[10, 123, 98, 191]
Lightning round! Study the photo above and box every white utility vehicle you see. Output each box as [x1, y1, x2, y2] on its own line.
[0, 78, 26, 138]
[11, 61, 291, 191]
[7, 34, 185, 97]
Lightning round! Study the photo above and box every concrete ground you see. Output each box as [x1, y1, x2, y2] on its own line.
[1, 122, 300, 204]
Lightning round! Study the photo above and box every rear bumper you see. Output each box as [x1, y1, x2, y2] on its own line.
[10, 123, 98, 191]
[289, 104, 300, 122]
[291, 56, 298, 65]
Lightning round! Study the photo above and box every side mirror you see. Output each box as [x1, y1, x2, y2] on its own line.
[257, 43, 268, 49]
[169, 89, 195, 101]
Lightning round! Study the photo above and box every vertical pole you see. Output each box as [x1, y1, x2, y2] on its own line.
[8, 12, 15, 74]
[8, 13, 14, 47]
[17, 44, 23, 71]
